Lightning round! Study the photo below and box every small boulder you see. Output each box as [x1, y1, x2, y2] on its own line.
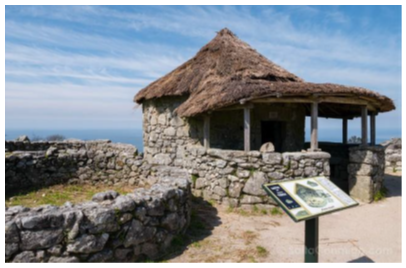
[92, 190, 119, 202]
[260, 142, 275, 153]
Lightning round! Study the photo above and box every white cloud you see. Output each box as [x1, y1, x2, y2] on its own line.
[5, 6, 401, 132]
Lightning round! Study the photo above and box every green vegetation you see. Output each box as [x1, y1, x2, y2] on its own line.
[191, 174, 198, 185]
[270, 207, 283, 216]
[256, 246, 269, 257]
[6, 184, 133, 207]
[374, 185, 389, 202]
[31, 134, 66, 142]
[249, 168, 258, 177]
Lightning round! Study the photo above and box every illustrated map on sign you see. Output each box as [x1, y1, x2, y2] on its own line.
[262, 177, 358, 222]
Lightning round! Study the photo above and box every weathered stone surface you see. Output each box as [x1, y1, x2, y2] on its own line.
[243, 172, 268, 196]
[92, 190, 120, 202]
[213, 186, 227, 197]
[12, 251, 38, 262]
[262, 153, 282, 164]
[240, 195, 263, 204]
[228, 182, 243, 198]
[15, 135, 30, 142]
[6, 140, 142, 192]
[268, 171, 284, 180]
[83, 207, 119, 234]
[349, 175, 374, 203]
[88, 249, 114, 262]
[348, 146, 385, 202]
[5, 243, 19, 260]
[49, 256, 80, 263]
[67, 233, 109, 254]
[215, 159, 227, 168]
[20, 229, 64, 250]
[348, 163, 376, 176]
[260, 142, 275, 152]
[21, 213, 64, 230]
[124, 220, 156, 247]
[5, 221, 20, 243]
[164, 127, 176, 136]
[161, 212, 179, 231]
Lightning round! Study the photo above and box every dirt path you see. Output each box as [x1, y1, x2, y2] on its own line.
[166, 172, 402, 263]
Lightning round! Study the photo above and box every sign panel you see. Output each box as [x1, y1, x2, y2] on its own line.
[262, 177, 358, 222]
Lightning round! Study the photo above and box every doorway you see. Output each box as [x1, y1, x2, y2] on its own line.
[261, 121, 286, 152]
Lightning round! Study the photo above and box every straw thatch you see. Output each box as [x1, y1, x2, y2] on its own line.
[134, 28, 395, 117]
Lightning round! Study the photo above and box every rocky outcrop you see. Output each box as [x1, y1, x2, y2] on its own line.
[5, 140, 146, 192]
[381, 138, 401, 172]
[348, 146, 385, 203]
[5, 177, 191, 263]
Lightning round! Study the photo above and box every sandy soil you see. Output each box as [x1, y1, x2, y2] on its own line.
[166, 172, 402, 263]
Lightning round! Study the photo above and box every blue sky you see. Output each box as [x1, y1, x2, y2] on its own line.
[5, 6, 402, 139]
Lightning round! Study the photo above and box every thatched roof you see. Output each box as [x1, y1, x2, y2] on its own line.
[134, 28, 395, 118]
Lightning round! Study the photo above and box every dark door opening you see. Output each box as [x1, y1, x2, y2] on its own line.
[261, 121, 286, 152]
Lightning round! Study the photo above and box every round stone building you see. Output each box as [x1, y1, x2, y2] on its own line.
[134, 28, 395, 206]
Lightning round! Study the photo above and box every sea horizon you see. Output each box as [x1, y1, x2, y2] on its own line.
[5, 128, 401, 153]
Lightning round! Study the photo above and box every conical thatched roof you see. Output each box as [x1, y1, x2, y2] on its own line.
[134, 28, 395, 117]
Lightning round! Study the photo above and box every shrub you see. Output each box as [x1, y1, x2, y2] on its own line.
[46, 134, 66, 141]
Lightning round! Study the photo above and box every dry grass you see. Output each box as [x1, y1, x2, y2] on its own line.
[6, 184, 134, 207]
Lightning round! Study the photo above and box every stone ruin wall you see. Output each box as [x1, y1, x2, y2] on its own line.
[5, 140, 146, 192]
[181, 146, 331, 209]
[381, 138, 402, 172]
[348, 146, 385, 203]
[142, 97, 307, 167]
[6, 177, 191, 263]
[142, 97, 200, 167]
[142, 97, 331, 209]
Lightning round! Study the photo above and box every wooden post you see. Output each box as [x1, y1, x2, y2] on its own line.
[244, 107, 251, 152]
[361, 106, 368, 145]
[310, 102, 318, 151]
[342, 118, 348, 144]
[204, 115, 210, 149]
[370, 113, 376, 145]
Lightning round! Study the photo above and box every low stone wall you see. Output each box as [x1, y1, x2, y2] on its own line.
[348, 146, 385, 203]
[6, 177, 191, 263]
[381, 138, 401, 172]
[6, 140, 146, 192]
[177, 146, 331, 209]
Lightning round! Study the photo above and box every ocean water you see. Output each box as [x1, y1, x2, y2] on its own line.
[5, 129, 144, 152]
[5, 128, 401, 153]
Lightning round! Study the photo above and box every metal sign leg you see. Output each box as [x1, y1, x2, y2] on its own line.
[305, 218, 319, 263]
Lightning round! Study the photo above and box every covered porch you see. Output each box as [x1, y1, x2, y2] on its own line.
[200, 94, 382, 198]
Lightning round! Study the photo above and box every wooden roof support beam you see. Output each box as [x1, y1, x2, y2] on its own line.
[204, 115, 210, 149]
[370, 113, 376, 145]
[311, 102, 318, 151]
[361, 106, 368, 146]
[244, 107, 251, 152]
[343, 118, 348, 144]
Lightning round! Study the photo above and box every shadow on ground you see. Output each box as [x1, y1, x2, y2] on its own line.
[384, 173, 402, 198]
[348, 255, 375, 263]
[159, 196, 222, 261]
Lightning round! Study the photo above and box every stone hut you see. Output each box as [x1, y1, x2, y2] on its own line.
[134, 28, 395, 205]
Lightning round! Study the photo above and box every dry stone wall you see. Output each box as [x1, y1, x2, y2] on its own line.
[179, 146, 331, 209]
[381, 138, 401, 172]
[142, 97, 201, 167]
[6, 177, 191, 263]
[348, 146, 385, 203]
[5, 140, 146, 192]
